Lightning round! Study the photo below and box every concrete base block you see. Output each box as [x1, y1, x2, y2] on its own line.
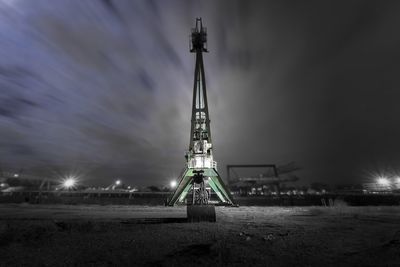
[187, 205, 216, 222]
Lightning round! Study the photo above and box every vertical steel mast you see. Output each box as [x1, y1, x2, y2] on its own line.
[167, 18, 235, 206]
[189, 18, 211, 153]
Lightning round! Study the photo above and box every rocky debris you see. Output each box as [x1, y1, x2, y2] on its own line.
[262, 233, 275, 241]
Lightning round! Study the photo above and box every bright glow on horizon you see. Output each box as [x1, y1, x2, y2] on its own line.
[377, 177, 389, 186]
[63, 177, 76, 189]
[115, 180, 121, 185]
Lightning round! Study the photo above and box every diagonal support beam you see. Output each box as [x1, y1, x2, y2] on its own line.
[167, 167, 236, 206]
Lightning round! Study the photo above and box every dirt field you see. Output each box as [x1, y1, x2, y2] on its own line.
[0, 204, 399, 266]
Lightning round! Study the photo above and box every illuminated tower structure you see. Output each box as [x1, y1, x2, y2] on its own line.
[167, 18, 235, 206]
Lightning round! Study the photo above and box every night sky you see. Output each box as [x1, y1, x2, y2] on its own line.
[1, 0, 400, 187]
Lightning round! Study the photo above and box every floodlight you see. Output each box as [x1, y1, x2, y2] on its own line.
[63, 177, 76, 189]
[377, 177, 389, 186]
[170, 180, 177, 188]
[115, 180, 121, 185]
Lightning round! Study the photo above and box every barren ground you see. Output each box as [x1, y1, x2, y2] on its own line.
[0, 204, 399, 266]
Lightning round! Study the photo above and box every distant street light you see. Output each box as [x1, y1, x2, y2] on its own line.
[377, 177, 390, 186]
[115, 180, 121, 186]
[13, 173, 19, 178]
[170, 180, 177, 188]
[63, 177, 76, 190]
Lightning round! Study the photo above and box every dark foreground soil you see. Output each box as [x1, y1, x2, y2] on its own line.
[0, 204, 399, 266]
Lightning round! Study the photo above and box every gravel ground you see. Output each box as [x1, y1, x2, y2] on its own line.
[0, 204, 399, 266]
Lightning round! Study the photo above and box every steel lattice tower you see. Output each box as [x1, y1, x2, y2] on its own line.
[167, 18, 235, 206]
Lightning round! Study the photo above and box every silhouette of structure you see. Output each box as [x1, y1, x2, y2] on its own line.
[226, 162, 301, 195]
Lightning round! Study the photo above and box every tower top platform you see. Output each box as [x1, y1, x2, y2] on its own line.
[190, 18, 208, 53]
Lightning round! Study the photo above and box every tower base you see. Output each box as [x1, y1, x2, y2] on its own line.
[187, 205, 216, 222]
[167, 167, 236, 206]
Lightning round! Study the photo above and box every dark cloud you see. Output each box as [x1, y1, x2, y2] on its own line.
[0, 0, 400, 186]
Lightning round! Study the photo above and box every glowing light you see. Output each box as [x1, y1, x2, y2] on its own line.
[396, 177, 400, 183]
[377, 177, 389, 186]
[63, 177, 76, 189]
[13, 173, 19, 178]
[115, 180, 121, 185]
[0, 183, 5, 187]
[170, 180, 177, 188]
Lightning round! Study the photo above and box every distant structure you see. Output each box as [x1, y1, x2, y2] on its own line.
[167, 18, 235, 206]
[227, 162, 300, 195]
[0, 169, 54, 192]
[362, 182, 400, 193]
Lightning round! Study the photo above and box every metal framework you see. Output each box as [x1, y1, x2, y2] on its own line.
[226, 164, 279, 182]
[167, 18, 235, 206]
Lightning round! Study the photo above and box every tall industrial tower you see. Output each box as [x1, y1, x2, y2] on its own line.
[167, 18, 235, 206]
